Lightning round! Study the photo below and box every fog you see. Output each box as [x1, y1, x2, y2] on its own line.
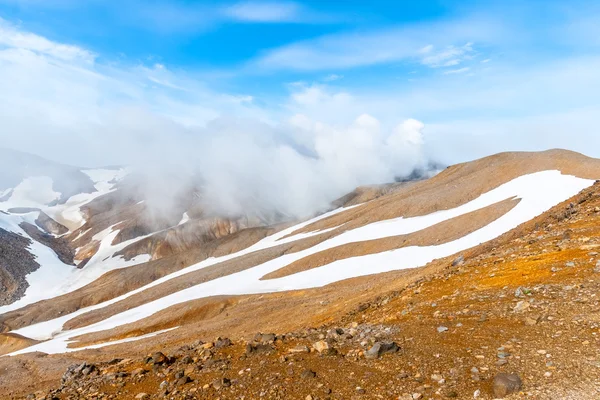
[89, 111, 431, 221]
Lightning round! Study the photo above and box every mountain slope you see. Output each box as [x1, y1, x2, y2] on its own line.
[1, 149, 600, 399]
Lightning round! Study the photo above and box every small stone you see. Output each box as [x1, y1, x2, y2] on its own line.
[215, 337, 232, 348]
[437, 326, 449, 333]
[131, 368, 147, 377]
[176, 376, 191, 386]
[301, 369, 317, 379]
[151, 352, 167, 365]
[289, 345, 310, 354]
[452, 255, 464, 266]
[412, 393, 423, 400]
[513, 301, 530, 313]
[254, 333, 276, 344]
[524, 317, 538, 326]
[212, 377, 231, 390]
[313, 340, 330, 353]
[364, 341, 400, 359]
[493, 373, 522, 398]
[135, 394, 149, 400]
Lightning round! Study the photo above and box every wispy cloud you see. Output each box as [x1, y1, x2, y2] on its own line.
[222, 1, 301, 23]
[0, 18, 95, 62]
[323, 73, 343, 82]
[442, 67, 470, 75]
[251, 15, 505, 71]
[420, 42, 474, 68]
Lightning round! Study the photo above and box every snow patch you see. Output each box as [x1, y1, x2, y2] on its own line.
[178, 212, 190, 225]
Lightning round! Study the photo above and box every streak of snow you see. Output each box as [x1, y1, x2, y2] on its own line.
[9, 171, 594, 355]
[9, 327, 178, 356]
[178, 212, 190, 225]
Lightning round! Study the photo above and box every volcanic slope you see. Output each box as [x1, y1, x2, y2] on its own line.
[1, 149, 600, 399]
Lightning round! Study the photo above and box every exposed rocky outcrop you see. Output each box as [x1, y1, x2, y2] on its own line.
[35, 212, 68, 236]
[116, 216, 264, 261]
[0, 228, 39, 306]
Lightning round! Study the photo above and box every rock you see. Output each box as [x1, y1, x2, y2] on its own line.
[215, 337, 232, 348]
[135, 394, 149, 400]
[254, 333, 276, 344]
[212, 377, 231, 390]
[565, 261, 575, 268]
[513, 301, 530, 313]
[437, 326, 449, 333]
[492, 373, 522, 398]
[412, 393, 423, 400]
[301, 369, 317, 379]
[524, 317, 538, 326]
[364, 341, 400, 359]
[176, 376, 191, 386]
[452, 255, 464, 266]
[288, 345, 310, 354]
[246, 343, 274, 355]
[151, 352, 168, 365]
[131, 368, 147, 377]
[313, 340, 330, 353]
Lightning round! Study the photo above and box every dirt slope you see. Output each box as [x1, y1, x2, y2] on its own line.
[1, 175, 599, 400]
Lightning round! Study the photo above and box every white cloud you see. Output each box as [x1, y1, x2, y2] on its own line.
[323, 73, 343, 82]
[420, 42, 474, 68]
[443, 67, 470, 75]
[0, 18, 95, 62]
[252, 15, 505, 71]
[223, 1, 301, 22]
[0, 20, 431, 220]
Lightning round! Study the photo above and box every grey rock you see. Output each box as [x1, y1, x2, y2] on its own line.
[493, 373, 522, 398]
[364, 341, 400, 359]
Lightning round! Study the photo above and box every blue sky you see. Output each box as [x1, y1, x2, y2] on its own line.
[1, 0, 600, 167]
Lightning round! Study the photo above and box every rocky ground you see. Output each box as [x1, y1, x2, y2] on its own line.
[7, 183, 600, 399]
[0, 227, 39, 306]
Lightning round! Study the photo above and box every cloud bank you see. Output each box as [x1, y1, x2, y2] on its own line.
[0, 18, 430, 220]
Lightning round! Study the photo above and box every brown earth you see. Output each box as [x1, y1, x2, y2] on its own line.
[3, 150, 600, 399]
[3, 180, 600, 399]
[286, 149, 600, 237]
[4, 150, 600, 336]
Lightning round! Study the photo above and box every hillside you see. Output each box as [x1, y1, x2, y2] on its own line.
[0, 149, 600, 399]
